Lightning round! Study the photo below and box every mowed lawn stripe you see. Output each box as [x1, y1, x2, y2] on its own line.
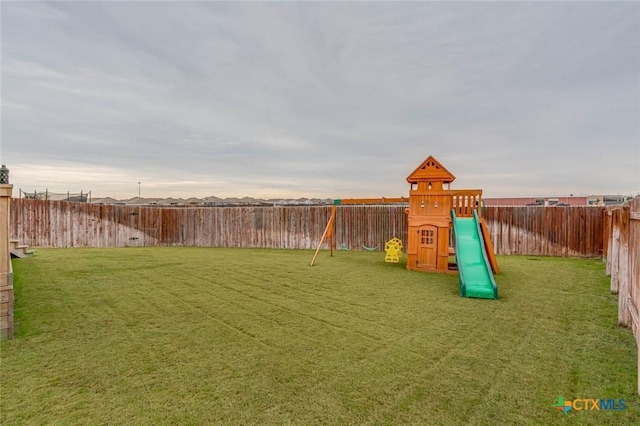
[175, 258, 404, 343]
[1, 248, 638, 425]
[161, 266, 388, 349]
[178, 266, 396, 340]
[131, 255, 395, 387]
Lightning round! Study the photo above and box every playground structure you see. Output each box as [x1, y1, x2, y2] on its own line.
[310, 197, 409, 266]
[312, 155, 499, 299]
[405, 156, 497, 271]
[384, 238, 403, 263]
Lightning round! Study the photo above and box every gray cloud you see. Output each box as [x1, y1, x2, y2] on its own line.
[2, 1, 638, 199]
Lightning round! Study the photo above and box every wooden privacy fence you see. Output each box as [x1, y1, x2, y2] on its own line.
[10, 199, 605, 257]
[483, 205, 605, 257]
[604, 198, 640, 394]
[9, 200, 408, 251]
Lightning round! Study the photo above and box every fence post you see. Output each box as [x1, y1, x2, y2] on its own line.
[610, 209, 621, 294]
[603, 209, 610, 263]
[605, 210, 613, 275]
[0, 181, 14, 340]
[628, 200, 640, 395]
[618, 206, 630, 326]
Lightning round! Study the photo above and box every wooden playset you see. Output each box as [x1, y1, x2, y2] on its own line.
[311, 155, 498, 282]
[405, 155, 497, 274]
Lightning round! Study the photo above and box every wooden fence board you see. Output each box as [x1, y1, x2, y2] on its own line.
[618, 207, 630, 325]
[483, 206, 604, 257]
[10, 200, 605, 257]
[605, 198, 640, 394]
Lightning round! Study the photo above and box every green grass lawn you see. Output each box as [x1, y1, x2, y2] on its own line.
[1, 248, 638, 425]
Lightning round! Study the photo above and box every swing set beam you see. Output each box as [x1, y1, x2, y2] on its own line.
[310, 197, 408, 266]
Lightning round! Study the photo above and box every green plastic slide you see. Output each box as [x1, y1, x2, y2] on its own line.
[451, 209, 498, 300]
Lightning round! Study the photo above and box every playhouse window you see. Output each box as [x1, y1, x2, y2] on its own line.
[421, 230, 434, 245]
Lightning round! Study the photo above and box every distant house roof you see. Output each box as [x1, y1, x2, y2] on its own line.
[203, 196, 224, 203]
[157, 198, 185, 206]
[483, 196, 588, 206]
[184, 197, 204, 205]
[92, 197, 119, 204]
[123, 197, 162, 205]
[87, 196, 342, 207]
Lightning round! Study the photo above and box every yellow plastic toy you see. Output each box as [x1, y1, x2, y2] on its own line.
[384, 237, 403, 263]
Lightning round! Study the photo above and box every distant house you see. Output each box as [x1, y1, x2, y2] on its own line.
[483, 196, 588, 207]
[157, 198, 185, 207]
[124, 197, 162, 206]
[92, 197, 120, 205]
[588, 195, 630, 206]
[295, 198, 313, 205]
[184, 197, 204, 207]
[201, 196, 226, 206]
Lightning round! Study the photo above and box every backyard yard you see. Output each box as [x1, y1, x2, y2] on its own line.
[1, 248, 637, 425]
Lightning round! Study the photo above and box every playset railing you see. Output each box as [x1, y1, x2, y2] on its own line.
[451, 191, 483, 218]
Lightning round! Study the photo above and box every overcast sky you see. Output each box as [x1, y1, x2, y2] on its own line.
[2, 1, 639, 199]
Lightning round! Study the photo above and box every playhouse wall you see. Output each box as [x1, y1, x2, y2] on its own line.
[406, 215, 451, 272]
[408, 192, 453, 217]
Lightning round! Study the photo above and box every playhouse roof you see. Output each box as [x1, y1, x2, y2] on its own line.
[406, 155, 456, 183]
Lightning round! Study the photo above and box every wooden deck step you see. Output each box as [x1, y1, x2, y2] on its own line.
[9, 240, 34, 258]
